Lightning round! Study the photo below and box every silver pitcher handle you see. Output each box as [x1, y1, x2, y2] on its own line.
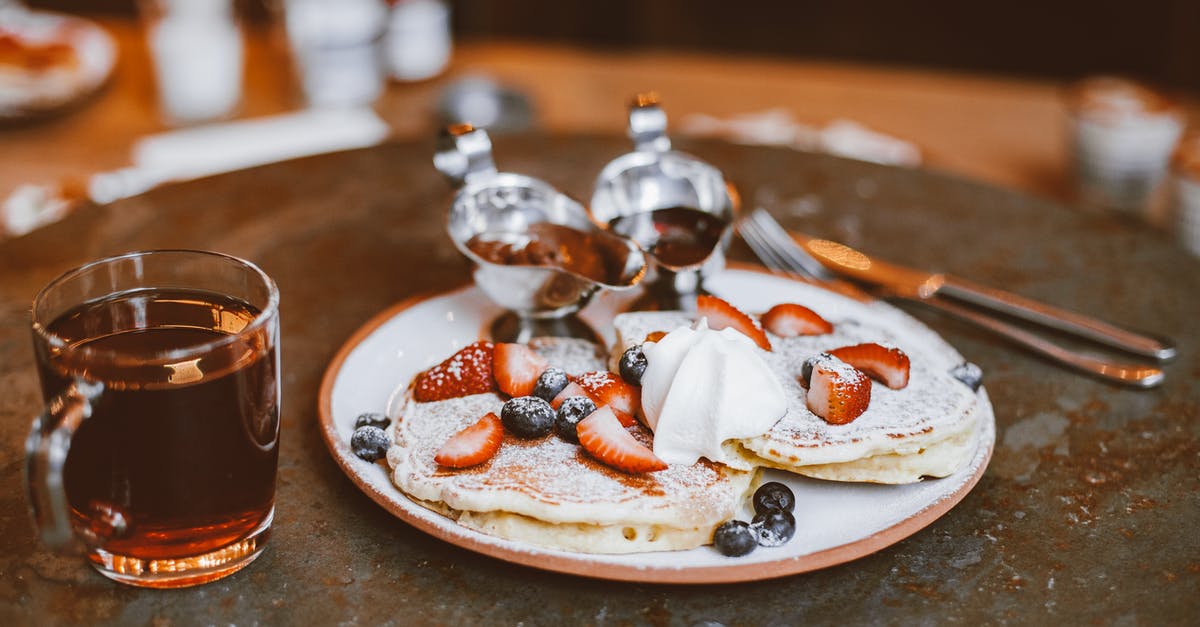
[25, 378, 104, 550]
[628, 93, 671, 153]
[434, 124, 497, 187]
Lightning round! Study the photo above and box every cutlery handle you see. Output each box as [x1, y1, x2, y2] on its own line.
[921, 296, 1165, 388]
[939, 276, 1176, 362]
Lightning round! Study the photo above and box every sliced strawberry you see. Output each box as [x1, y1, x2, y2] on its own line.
[610, 407, 638, 428]
[575, 371, 641, 418]
[762, 303, 833, 337]
[829, 343, 910, 389]
[550, 381, 589, 410]
[577, 406, 667, 473]
[696, 294, 772, 351]
[434, 412, 503, 468]
[414, 341, 495, 402]
[493, 343, 549, 397]
[805, 354, 872, 425]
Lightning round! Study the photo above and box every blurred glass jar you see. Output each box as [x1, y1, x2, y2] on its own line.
[1171, 135, 1200, 257]
[384, 0, 451, 82]
[141, 0, 244, 124]
[283, 0, 388, 108]
[1066, 77, 1185, 218]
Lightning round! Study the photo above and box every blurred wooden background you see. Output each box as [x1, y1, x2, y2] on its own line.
[7, 0, 1198, 237]
[27, 0, 1200, 93]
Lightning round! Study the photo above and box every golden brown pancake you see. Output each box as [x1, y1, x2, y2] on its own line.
[386, 338, 756, 553]
[612, 284, 988, 484]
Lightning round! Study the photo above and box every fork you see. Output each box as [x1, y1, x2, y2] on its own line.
[737, 208, 1166, 388]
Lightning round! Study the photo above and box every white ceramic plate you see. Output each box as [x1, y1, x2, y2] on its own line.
[0, 7, 116, 119]
[318, 269, 995, 583]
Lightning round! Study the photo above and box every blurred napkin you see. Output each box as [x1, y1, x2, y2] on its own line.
[90, 107, 391, 203]
[680, 109, 921, 167]
[3, 106, 390, 235]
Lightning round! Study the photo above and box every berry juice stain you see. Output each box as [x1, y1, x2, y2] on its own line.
[36, 288, 279, 560]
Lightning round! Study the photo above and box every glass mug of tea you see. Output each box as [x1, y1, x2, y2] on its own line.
[25, 250, 281, 588]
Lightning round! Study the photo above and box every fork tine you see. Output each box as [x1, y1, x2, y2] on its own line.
[740, 209, 879, 303]
[738, 213, 810, 279]
[745, 211, 808, 276]
[734, 213, 792, 271]
[741, 209, 812, 278]
[748, 209, 834, 280]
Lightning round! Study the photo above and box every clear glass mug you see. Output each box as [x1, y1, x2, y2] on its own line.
[25, 250, 281, 588]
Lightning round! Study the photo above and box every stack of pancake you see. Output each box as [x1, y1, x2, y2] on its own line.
[386, 285, 991, 554]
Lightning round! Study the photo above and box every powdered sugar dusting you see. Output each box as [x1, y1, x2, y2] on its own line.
[575, 370, 615, 389]
[528, 337, 606, 376]
[390, 341, 752, 528]
[415, 340, 493, 399]
[805, 353, 872, 423]
[613, 284, 982, 466]
[325, 271, 995, 577]
[808, 352, 865, 383]
[754, 314, 978, 464]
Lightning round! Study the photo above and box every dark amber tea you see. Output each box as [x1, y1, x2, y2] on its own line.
[26, 250, 279, 588]
[35, 288, 279, 562]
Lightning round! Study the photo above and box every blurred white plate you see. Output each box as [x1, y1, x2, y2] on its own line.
[0, 7, 116, 119]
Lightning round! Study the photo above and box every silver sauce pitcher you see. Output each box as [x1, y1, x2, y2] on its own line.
[435, 124, 647, 342]
[591, 94, 740, 310]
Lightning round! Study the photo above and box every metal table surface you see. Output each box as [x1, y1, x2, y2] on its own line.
[0, 137, 1196, 625]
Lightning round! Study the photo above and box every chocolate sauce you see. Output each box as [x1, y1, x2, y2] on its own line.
[466, 222, 627, 284]
[608, 206, 727, 269]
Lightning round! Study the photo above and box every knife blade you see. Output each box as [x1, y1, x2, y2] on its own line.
[792, 233, 1176, 363]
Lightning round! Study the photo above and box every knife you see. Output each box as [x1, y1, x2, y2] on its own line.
[792, 233, 1177, 363]
[738, 208, 1170, 387]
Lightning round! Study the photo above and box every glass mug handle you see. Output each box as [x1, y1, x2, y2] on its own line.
[24, 379, 105, 550]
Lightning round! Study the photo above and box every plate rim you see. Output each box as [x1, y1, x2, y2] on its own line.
[316, 272, 994, 584]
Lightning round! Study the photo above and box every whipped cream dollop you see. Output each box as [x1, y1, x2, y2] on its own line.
[640, 318, 787, 466]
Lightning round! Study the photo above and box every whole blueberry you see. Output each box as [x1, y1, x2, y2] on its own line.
[950, 362, 984, 392]
[555, 396, 597, 443]
[712, 520, 757, 557]
[752, 481, 796, 515]
[351, 426, 390, 462]
[354, 412, 390, 430]
[501, 396, 556, 438]
[752, 509, 796, 547]
[618, 345, 648, 385]
[533, 367, 570, 402]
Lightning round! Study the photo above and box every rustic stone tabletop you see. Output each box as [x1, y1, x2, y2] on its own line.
[0, 137, 1196, 625]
